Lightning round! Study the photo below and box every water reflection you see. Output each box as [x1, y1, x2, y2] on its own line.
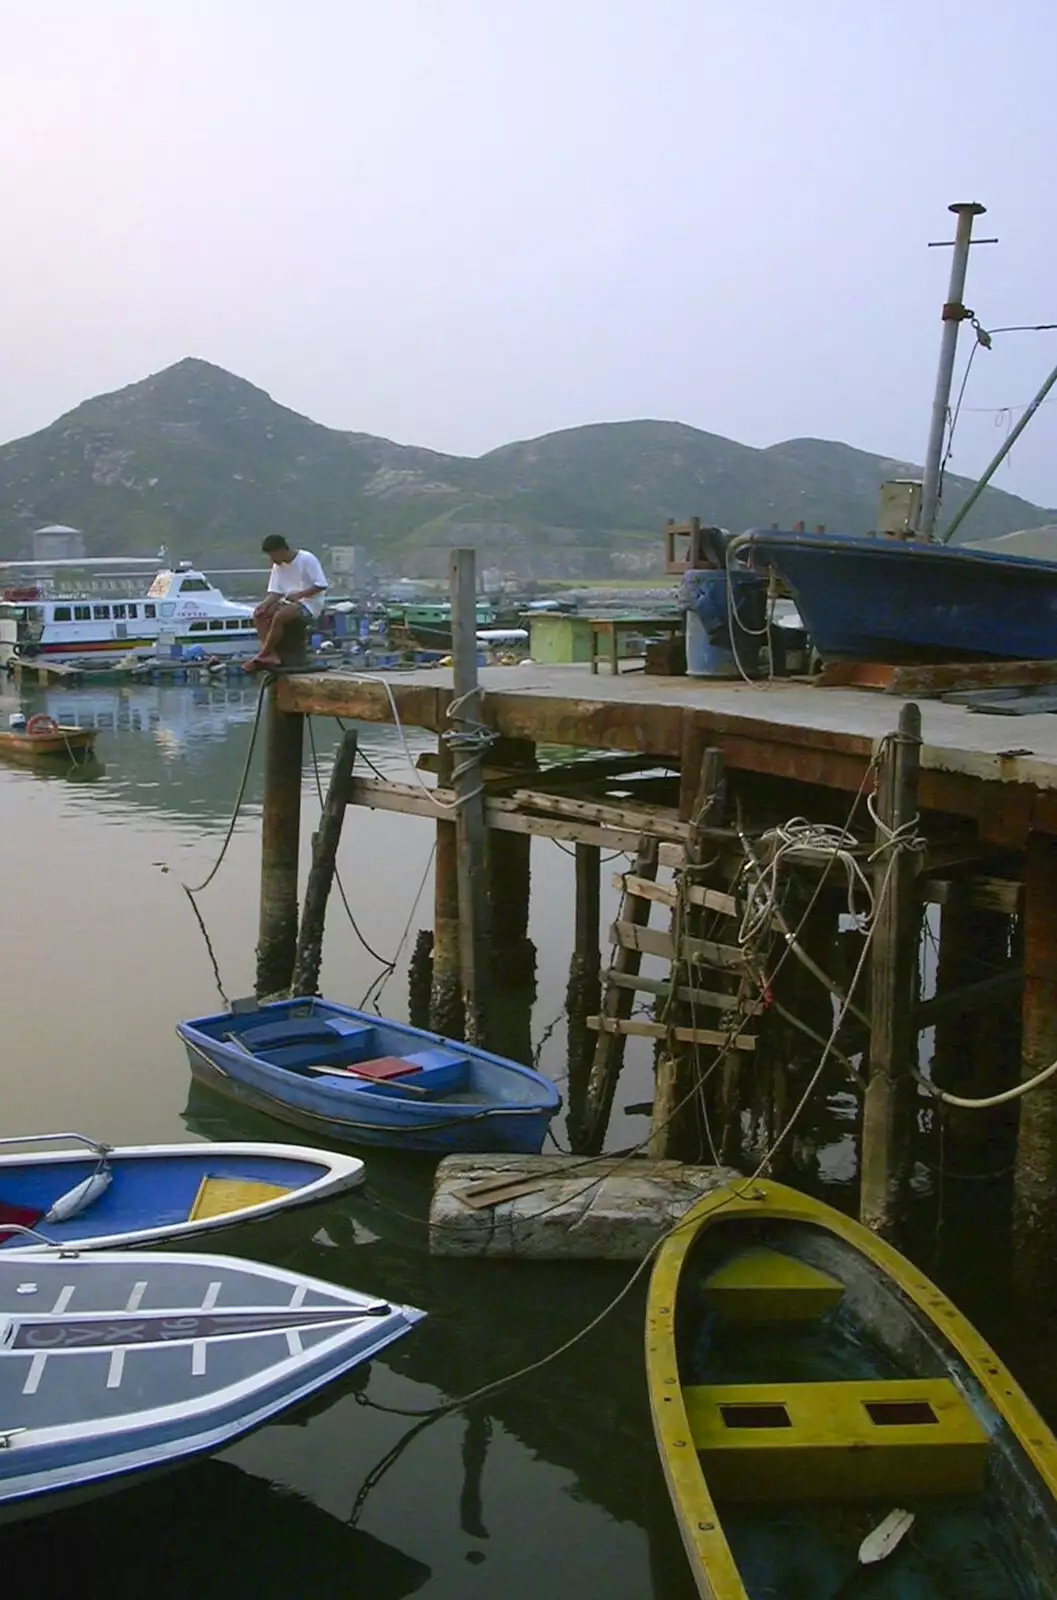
[4, 1459, 432, 1600]
[0, 678, 1051, 1599]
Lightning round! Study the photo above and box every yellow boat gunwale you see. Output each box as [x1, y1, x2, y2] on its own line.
[645, 1177, 1057, 1600]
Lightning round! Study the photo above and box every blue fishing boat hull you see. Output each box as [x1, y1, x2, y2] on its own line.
[744, 530, 1057, 662]
[177, 999, 561, 1155]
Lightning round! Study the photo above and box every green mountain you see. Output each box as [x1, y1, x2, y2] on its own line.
[0, 358, 1050, 577]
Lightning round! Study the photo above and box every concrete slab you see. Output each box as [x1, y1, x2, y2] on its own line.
[429, 1152, 739, 1260]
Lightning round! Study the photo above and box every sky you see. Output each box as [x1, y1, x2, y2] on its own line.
[2, 0, 1057, 507]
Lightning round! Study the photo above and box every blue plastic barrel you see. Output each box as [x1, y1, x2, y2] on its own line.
[680, 570, 766, 678]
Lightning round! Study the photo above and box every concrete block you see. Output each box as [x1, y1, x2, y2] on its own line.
[429, 1153, 739, 1260]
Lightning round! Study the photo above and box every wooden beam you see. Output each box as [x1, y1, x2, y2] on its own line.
[347, 777, 645, 851]
[587, 1017, 756, 1050]
[1014, 833, 1057, 1295]
[914, 966, 1022, 1028]
[290, 729, 358, 998]
[510, 788, 688, 842]
[613, 872, 739, 917]
[580, 835, 659, 1154]
[609, 919, 746, 969]
[449, 549, 491, 1045]
[817, 656, 1057, 696]
[919, 874, 1022, 915]
[860, 702, 922, 1235]
[430, 736, 463, 1039]
[601, 967, 762, 1015]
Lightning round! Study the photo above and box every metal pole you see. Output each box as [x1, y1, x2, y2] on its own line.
[918, 202, 987, 540]
[941, 357, 1057, 543]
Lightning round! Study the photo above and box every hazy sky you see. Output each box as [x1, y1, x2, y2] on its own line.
[3, 0, 1057, 506]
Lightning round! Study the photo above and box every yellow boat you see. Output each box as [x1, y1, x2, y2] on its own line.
[646, 1179, 1057, 1599]
[0, 717, 96, 763]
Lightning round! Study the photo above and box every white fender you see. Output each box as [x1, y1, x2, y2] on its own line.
[43, 1167, 112, 1224]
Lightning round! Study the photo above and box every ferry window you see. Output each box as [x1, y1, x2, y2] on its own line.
[144, 603, 156, 619]
[112, 604, 127, 620]
[73, 605, 91, 621]
[225, 618, 242, 629]
[189, 621, 208, 632]
[127, 604, 138, 619]
[93, 605, 111, 620]
[178, 578, 210, 592]
[53, 606, 72, 622]
[209, 619, 224, 631]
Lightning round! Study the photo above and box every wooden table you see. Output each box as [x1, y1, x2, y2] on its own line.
[587, 615, 684, 675]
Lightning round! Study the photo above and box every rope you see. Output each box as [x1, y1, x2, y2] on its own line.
[183, 679, 267, 894]
[306, 717, 398, 970]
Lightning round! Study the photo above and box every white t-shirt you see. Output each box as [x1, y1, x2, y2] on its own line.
[267, 548, 328, 618]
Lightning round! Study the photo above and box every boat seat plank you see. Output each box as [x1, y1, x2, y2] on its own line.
[683, 1377, 989, 1502]
[702, 1248, 845, 1322]
[239, 1018, 349, 1049]
[188, 1176, 291, 1222]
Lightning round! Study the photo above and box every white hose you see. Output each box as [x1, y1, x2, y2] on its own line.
[914, 1057, 1057, 1110]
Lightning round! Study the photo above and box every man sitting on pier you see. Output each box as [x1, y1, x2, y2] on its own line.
[246, 536, 329, 671]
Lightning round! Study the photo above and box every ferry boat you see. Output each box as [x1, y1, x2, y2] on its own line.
[0, 562, 256, 665]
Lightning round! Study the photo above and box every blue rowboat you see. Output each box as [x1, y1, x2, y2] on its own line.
[0, 1135, 364, 1252]
[177, 997, 561, 1154]
[740, 529, 1057, 662]
[0, 1247, 423, 1523]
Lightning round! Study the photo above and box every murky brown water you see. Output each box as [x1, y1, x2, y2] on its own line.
[0, 676, 1051, 1599]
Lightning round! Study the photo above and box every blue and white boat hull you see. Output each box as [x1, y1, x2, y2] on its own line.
[0, 1138, 364, 1252]
[0, 1250, 423, 1523]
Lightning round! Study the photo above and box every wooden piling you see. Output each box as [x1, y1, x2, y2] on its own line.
[449, 548, 492, 1045]
[565, 843, 602, 1145]
[859, 701, 922, 1235]
[256, 685, 305, 998]
[488, 736, 536, 988]
[580, 834, 660, 1153]
[1013, 832, 1057, 1295]
[290, 728, 358, 997]
[430, 737, 464, 1039]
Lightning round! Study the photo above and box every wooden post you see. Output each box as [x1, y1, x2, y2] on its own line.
[678, 711, 706, 822]
[565, 843, 602, 1147]
[859, 701, 922, 1235]
[651, 748, 729, 1159]
[290, 728, 357, 997]
[580, 834, 660, 1153]
[449, 548, 492, 1045]
[1013, 832, 1057, 1295]
[255, 685, 305, 998]
[430, 736, 464, 1039]
[488, 736, 536, 988]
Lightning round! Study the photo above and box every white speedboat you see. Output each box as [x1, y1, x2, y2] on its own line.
[0, 561, 256, 665]
[0, 1248, 424, 1523]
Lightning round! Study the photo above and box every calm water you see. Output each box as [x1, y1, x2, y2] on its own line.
[0, 678, 1052, 1599]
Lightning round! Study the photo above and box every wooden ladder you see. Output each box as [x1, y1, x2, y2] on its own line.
[579, 757, 765, 1154]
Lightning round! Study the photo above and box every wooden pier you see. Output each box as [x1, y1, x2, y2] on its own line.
[254, 564, 1057, 1281]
